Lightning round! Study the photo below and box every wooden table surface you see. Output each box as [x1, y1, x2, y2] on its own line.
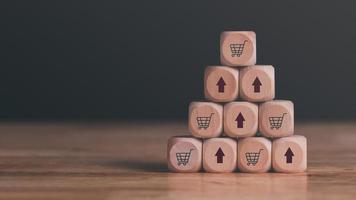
[0, 121, 355, 200]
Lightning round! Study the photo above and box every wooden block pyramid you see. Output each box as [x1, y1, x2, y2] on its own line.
[167, 31, 307, 173]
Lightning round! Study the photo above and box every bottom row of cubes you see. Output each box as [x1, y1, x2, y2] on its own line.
[167, 135, 307, 173]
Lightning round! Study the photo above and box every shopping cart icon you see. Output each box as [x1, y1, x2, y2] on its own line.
[176, 149, 195, 166]
[196, 113, 214, 129]
[245, 149, 264, 166]
[269, 113, 287, 130]
[230, 40, 248, 57]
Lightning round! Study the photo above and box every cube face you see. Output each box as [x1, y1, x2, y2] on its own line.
[237, 137, 271, 173]
[220, 31, 256, 66]
[259, 100, 294, 138]
[188, 102, 223, 138]
[204, 66, 239, 102]
[240, 65, 275, 102]
[224, 102, 258, 138]
[167, 136, 202, 172]
[272, 135, 307, 173]
[203, 138, 237, 172]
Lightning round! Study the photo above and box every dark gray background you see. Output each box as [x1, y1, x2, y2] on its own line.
[1, 1, 355, 120]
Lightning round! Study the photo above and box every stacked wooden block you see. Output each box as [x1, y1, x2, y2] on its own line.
[167, 31, 307, 173]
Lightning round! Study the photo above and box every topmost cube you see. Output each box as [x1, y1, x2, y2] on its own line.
[220, 31, 256, 67]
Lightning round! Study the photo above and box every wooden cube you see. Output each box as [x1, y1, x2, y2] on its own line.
[240, 65, 275, 102]
[188, 102, 223, 138]
[224, 102, 258, 138]
[203, 138, 237, 173]
[272, 135, 307, 173]
[204, 66, 239, 102]
[167, 136, 202, 172]
[237, 137, 271, 173]
[220, 31, 256, 66]
[259, 100, 294, 138]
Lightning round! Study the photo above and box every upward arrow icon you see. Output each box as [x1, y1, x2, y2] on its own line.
[235, 112, 245, 128]
[215, 147, 225, 163]
[216, 77, 226, 93]
[285, 147, 294, 164]
[252, 77, 262, 93]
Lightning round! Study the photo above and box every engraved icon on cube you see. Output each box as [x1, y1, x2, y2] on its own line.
[236, 112, 244, 128]
[176, 148, 195, 166]
[269, 113, 287, 130]
[167, 137, 202, 172]
[238, 137, 271, 173]
[224, 102, 258, 138]
[252, 77, 262, 93]
[259, 100, 294, 138]
[230, 40, 248, 57]
[189, 102, 223, 138]
[285, 147, 294, 164]
[215, 147, 225, 163]
[196, 113, 214, 130]
[203, 138, 237, 173]
[245, 149, 264, 166]
[272, 135, 307, 173]
[220, 31, 256, 66]
[217, 77, 225, 93]
[204, 66, 239, 102]
[240, 65, 275, 102]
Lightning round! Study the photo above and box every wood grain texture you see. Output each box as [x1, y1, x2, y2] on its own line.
[259, 100, 294, 137]
[240, 65, 275, 102]
[220, 31, 256, 66]
[237, 137, 271, 173]
[204, 66, 239, 102]
[272, 135, 307, 173]
[203, 138, 237, 173]
[0, 121, 355, 200]
[224, 101, 258, 137]
[189, 102, 223, 138]
[167, 136, 202, 172]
